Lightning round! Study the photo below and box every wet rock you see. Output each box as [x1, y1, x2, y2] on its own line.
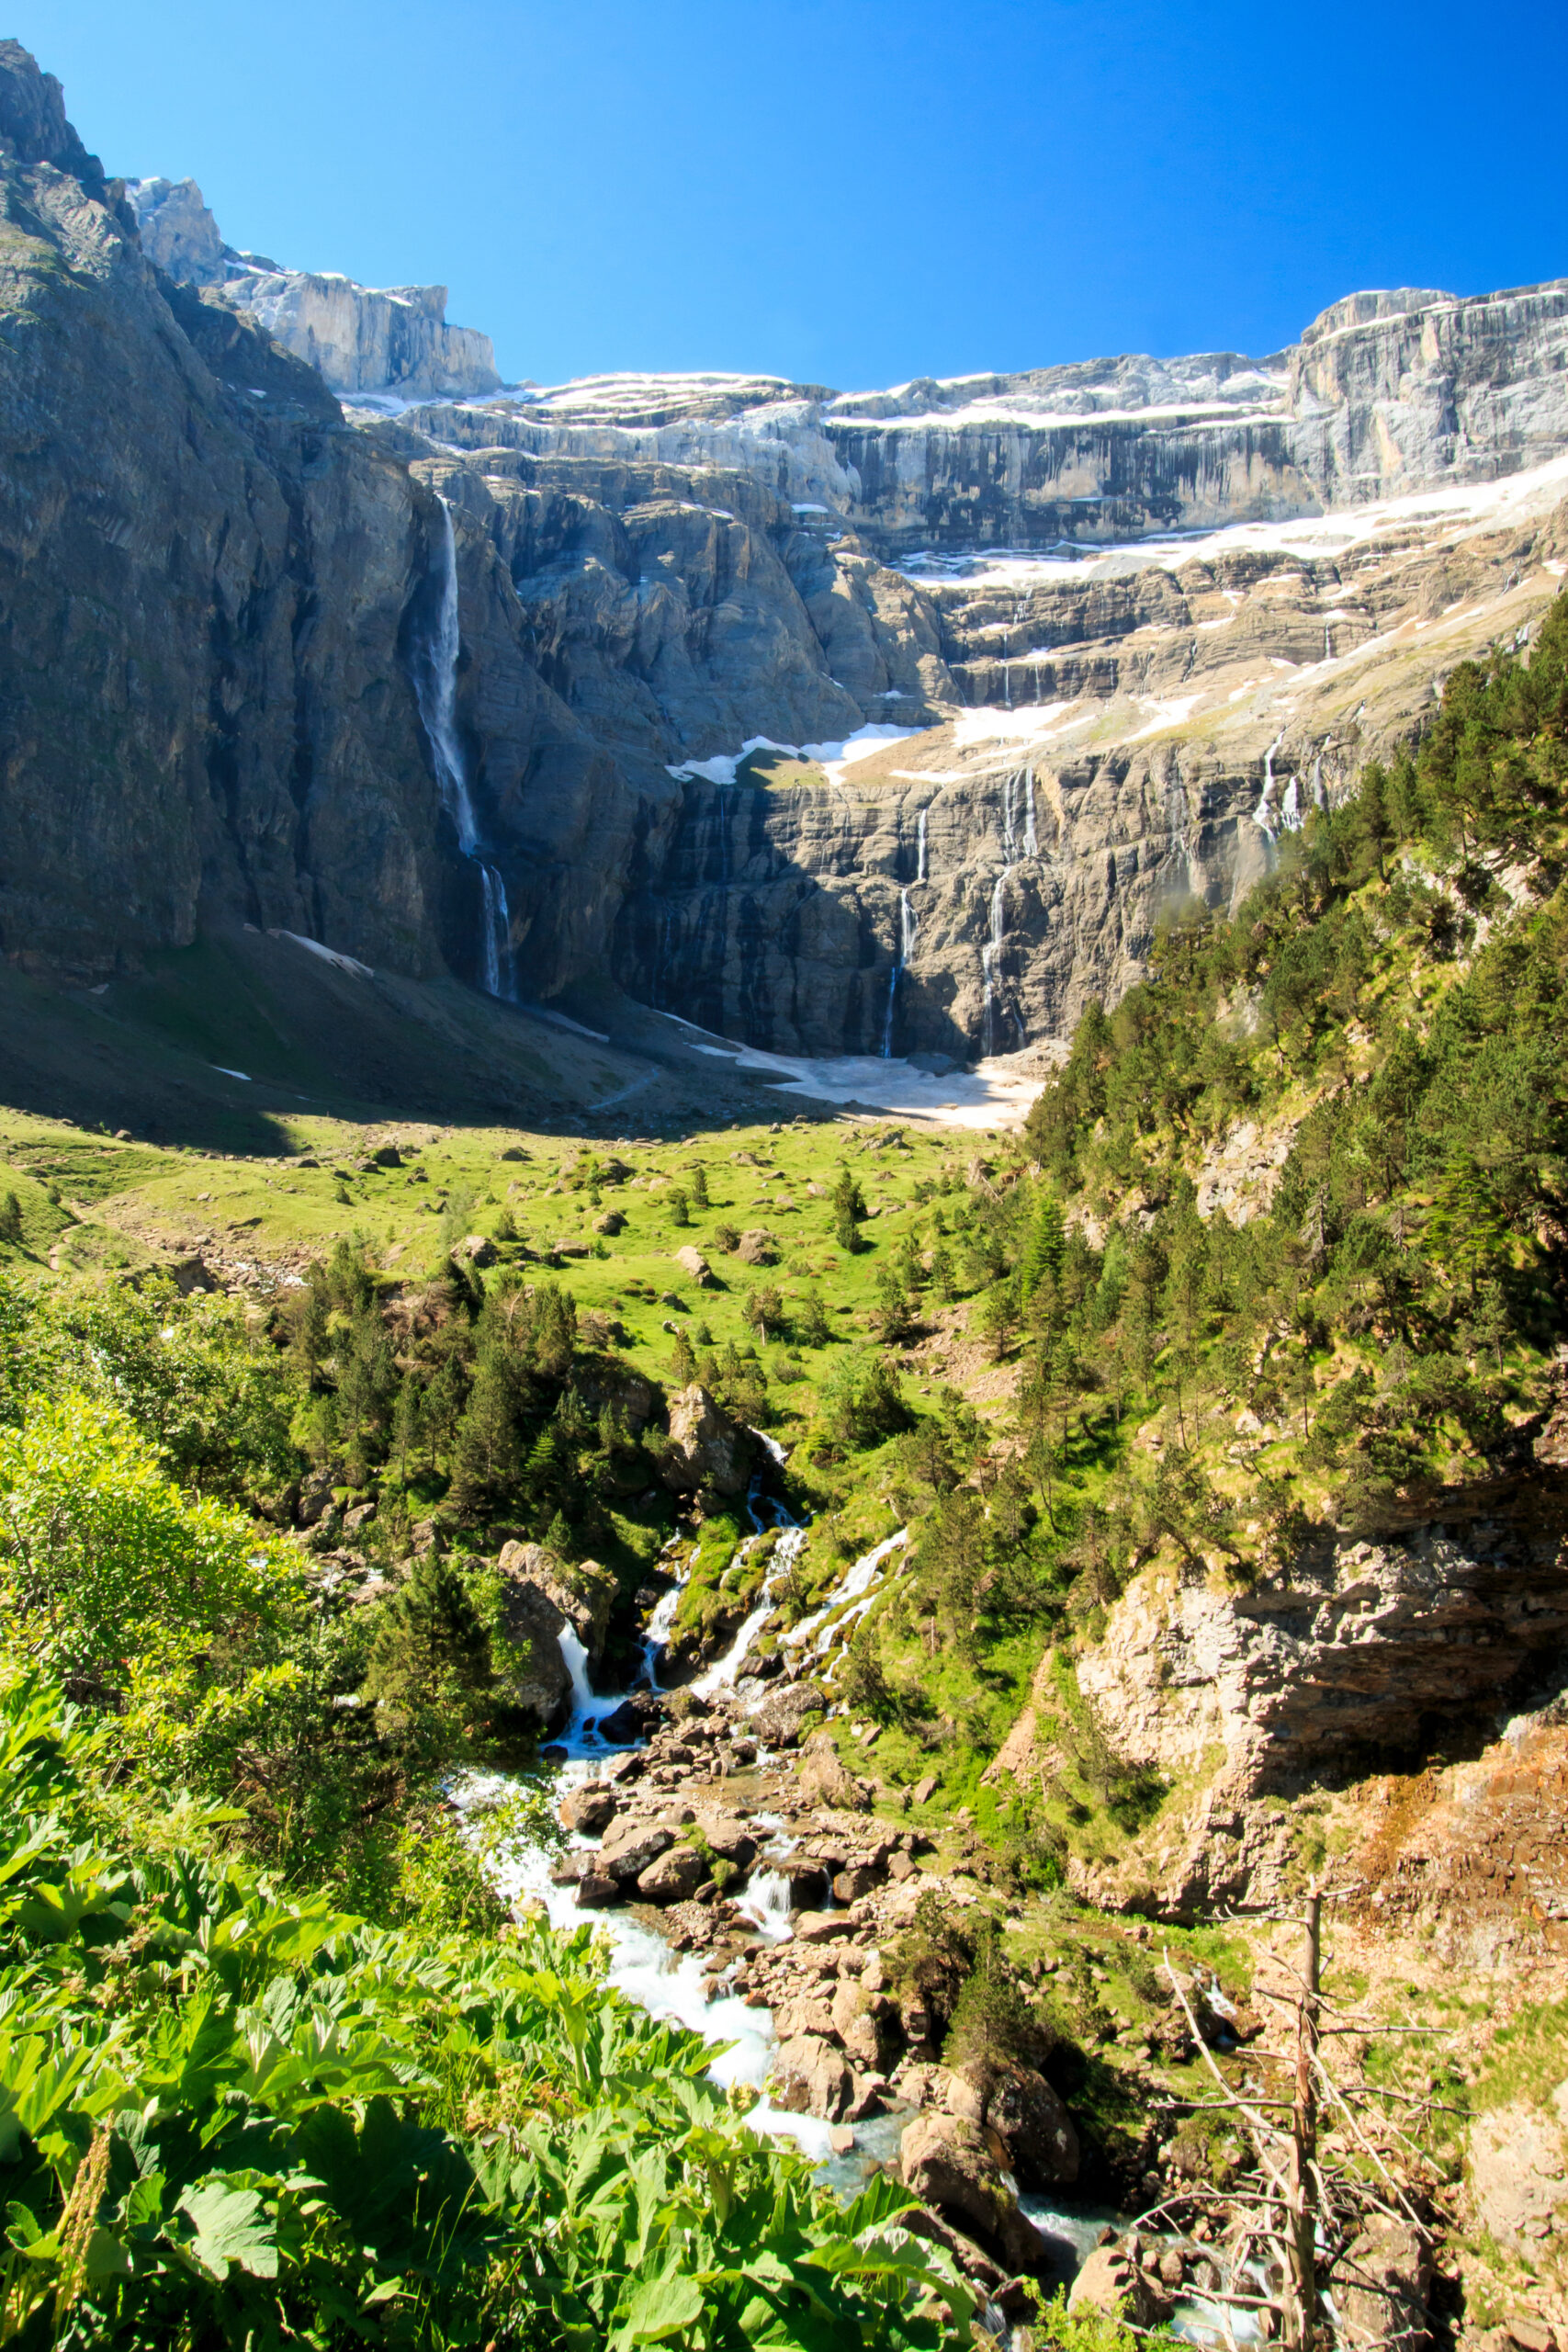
[574, 1869, 622, 1909]
[497, 1542, 617, 1659]
[773, 2033, 852, 2120]
[899, 2112, 1046, 2274]
[599, 1822, 674, 1882]
[558, 1782, 617, 1836]
[659, 1383, 755, 1497]
[603, 1751, 645, 1783]
[637, 1842, 708, 1904]
[597, 1694, 663, 1745]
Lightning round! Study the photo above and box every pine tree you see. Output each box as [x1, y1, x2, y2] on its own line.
[1020, 1191, 1066, 1303]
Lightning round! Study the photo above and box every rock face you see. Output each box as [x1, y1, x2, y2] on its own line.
[1469, 2102, 1568, 2252]
[124, 177, 501, 399]
[1077, 1523, 1568, 1794]
[497, 1543, 616, 1657]
[489, 281, 1568, 553]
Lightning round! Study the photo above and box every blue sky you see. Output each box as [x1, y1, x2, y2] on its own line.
[22, 0, 1568, 390]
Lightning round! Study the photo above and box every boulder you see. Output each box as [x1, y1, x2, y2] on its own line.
[593, 1209, 625, 1235]
[773, 2033, 853, 2120]
[1338, 2219, 1433, 2352]
[797, 1750, 872, 1812]
[972, 2061, 1080, 2188]
[775, 1994, 839, 2040]
[752, 1682, 828, 1747]
[597, 1693, 664, 1745]
[701, 1820, 758, 1870]
[574, 1869, 622, 1909]
[1067, 2245, 1170, 2328]
[637, 1843, 708, 1904]
[832, 1864, 882, 1900]
[558, 1782, 618, 1837]
[673, 1245, 715, 1287]
[736, 1227, 778, 1265]
[793, 1909, 860, 1942]
[659, 1383, 755, 1497]
[832, 1982, 891, 2071]
[899, 2112, 1045, 2274]
[780, 1859, 830, 1906]
[599, 1823, 674, 1882]
[452, 1233, 497, 1267]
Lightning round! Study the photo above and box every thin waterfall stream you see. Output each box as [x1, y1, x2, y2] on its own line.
[412, 496, 515, 998]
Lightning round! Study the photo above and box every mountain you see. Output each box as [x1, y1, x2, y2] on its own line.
[1, 35, 1565, 1080]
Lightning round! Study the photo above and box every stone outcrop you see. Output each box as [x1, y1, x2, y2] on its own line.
[1337, 2218, 1433, 2352]
[946, 2061, 1080, 2189]
[898, 2112, 1045, 2273]
[657, 1383, 755, 1496]
[1077, 1524, 1568, 1795]
[497, 1542, 616, 1657]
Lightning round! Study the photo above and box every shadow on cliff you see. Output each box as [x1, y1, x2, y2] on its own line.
[0, 930, 818, 1151]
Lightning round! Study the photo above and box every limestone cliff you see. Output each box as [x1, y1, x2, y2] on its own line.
[124, 176, 501, 399]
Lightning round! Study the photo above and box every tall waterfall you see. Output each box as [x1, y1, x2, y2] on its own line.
[916, 807, 929, 883]
[412, 497, 515, 999]
[981, 869, 1008, 1057]
[880, 887, 918, 1058]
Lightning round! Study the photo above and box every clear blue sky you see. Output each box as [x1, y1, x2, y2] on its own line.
[19, 0, 1568, 390]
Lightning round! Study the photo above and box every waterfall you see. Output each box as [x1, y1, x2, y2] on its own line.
[1000, 771, 1017, 861]
[879, 887, 919, 1059]
[1253, 729, 1286, 843]
[916, 807, 929, 883]
[1002, 658, 1011, 708]
[981, 869, 1009, 1057]
[413, 497, 514, 998]
[781, 1527, 908, 1655]
[1022, 769, 1039, 858]
[736, 1870, 794, 1940]
[555, 1624, 598, 1733]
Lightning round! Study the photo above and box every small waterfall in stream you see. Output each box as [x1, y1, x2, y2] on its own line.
[412, 496, 515, 998]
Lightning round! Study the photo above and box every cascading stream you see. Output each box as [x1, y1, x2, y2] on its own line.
[412, 496, 515, 999]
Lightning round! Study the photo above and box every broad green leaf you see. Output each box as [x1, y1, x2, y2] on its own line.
[615, 2266, 705, 2346]
[177, 2180, 278, 2281]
